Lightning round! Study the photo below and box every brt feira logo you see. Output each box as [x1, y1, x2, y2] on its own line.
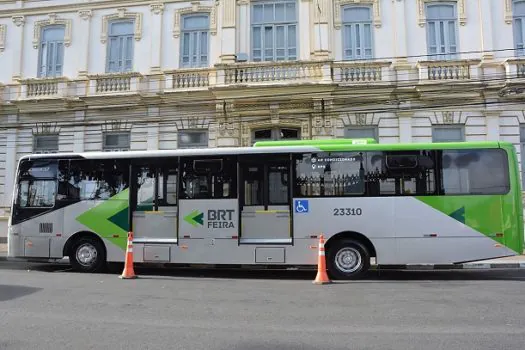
[184, 209, 235, 228]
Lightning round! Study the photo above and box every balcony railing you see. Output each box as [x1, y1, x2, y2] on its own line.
[87, 72, 143, 95]
[165, 68, 213, 90]
[503, 59, 525, 80]
[18, 77, 69, 99]
[417, 60, 481, 82]
[219, 61, 328, 85]
[332, 61, 392, 83]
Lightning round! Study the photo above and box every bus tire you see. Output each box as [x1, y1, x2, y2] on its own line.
[327, 239, 370, 280]
[68, 236, 106, 273]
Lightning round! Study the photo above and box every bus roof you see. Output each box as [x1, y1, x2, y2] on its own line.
[18, 140, 514, 161]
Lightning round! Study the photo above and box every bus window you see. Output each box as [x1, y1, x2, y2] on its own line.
[268, 165, 288, 205]
[17, 179, 56, 208]
[180, 157, 236, 199]
[68, 160, 129, 201]
[440, 149, 510, 195]
[16, 159, 58, 208]
[366, 151, 436, 196]
[243, 165, 264, 206]
[295, 152, 365, 197]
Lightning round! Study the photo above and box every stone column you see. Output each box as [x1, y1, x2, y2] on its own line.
[11, 16, 25, 80]
[310, 0, 330, 60]
[73, 111, 85, 153]
[397, 111, 413, 143]
[4, 115, 18, 207]
[77, 10, 92, 78]
[150, 3, 164, 73]
[220, 0, 237, 63]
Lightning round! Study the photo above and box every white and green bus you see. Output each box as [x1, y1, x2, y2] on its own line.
[7, 139, 524, 279]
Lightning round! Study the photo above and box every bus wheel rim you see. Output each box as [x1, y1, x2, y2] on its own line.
[76, 243, 98, 267]
[334, 247, 361, 273]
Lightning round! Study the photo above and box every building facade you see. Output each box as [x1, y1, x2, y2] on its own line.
[1, 0, 525, 222]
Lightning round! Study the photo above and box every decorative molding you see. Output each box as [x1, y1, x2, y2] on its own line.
[33, 13, 72, 49]
[150, 3, 164, 15]
[334, 0, 381, 29]
[505, 0, 513, 24]
[0, 25, 5, 53]
[416, 0, 466, 27]
[173, 1, 217, 38]
[12, 15, 25, 27]
[78, 9, 92, 20]
[101, 8, 143, 44]
[237, 0, 250, 5]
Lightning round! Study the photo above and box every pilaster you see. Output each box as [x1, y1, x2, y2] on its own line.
[150, 3, 164, 73]
[221, 0, 237, 63]
[77, 10, 92, 78]
[397, 111, 413, 143]
[11, 16, 25, 81]
[485, 111, 500, 141]
[73, 111, 85, 152]
[5, 115, 18, 208]
[147, 107, 160, 150]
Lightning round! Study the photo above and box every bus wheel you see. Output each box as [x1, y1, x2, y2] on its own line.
[327, 240, 370, 280]
[69, 236, 106, 273]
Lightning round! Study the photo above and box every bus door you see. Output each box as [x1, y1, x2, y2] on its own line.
[132, 163, 179, 244]
[239, 155, 292, 244]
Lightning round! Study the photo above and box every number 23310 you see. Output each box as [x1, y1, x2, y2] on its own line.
[333, 208, 362, 216]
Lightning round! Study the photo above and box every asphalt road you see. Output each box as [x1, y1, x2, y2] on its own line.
[1, 262, 525, 350]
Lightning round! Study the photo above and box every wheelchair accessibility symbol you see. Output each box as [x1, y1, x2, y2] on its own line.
[294, 200, 309, 214]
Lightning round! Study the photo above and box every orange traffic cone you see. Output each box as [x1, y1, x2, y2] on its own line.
[313, 234, 332, 285]
[119, 231, 137, 279]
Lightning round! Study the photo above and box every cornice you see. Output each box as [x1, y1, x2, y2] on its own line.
[0, 0, 190, 18]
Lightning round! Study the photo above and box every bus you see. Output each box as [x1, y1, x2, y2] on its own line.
[6, 139, 524, 279]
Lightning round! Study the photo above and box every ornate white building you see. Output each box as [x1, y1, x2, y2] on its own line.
[1, 0, 525, 226]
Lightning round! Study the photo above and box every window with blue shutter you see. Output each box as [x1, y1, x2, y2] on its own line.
[38, 26, 65, 78]
[181, 15, 210, 68]
[106, 21, 134, 73]
[251, 0, 298, 61]
[513, 0, 525, 56]
[425, 3, 458, 60]
[342, 6, 374, 60]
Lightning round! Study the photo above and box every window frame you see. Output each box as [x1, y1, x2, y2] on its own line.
[105, 19, 135, 73]
[37, 25, 66, 78]
[180, 13, 210, 68]
[425, 2, 459, 60]
[251, 126, 301, 144]
[344, 126, 378, 141]
[250, 0, 299, 62]
[341, 5, 374, 60]
[177, 129, 209, 149]
[33, 134, 59, 153]
[103, 131, 131, 151]
[432, 125, 465, 143]
[513, 0, 525, 56]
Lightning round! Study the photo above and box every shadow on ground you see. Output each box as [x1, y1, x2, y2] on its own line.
[4, 261, 525, 282]
[0, 284, 43, 302]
